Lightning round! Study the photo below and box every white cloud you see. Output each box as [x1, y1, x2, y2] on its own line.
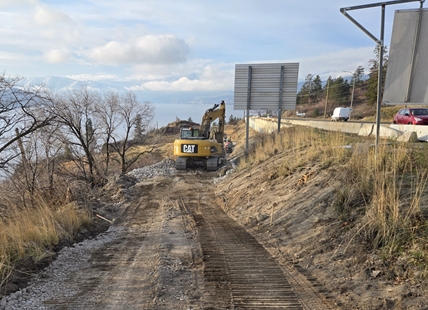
[33, 4, 73, 26]
[128, 64, 233, 92]
[87, 35, 189, 65]
[44, 49, 72, 63]
[293, 46, 375, 81]
[0, 0, 35, 8]
[0, 51, 24, 60]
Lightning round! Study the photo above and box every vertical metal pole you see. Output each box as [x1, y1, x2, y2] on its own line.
[375, 4, 385, 150]
[246, 66, 252, 152]
[324, 79, 330, 118]
[278, 65, 284, 133]
[349, 75, 355, 119]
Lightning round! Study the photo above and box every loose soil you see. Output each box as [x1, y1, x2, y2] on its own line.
[1, 123, 428, 309]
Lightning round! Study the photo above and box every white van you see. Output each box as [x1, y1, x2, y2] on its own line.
[331, 107, 352, 121]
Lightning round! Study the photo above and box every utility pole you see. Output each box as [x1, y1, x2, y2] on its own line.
[324, 79, 330, 118]
[343, 71, 356, 120]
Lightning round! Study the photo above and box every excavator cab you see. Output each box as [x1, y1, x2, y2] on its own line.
[180, 127, 200, 139]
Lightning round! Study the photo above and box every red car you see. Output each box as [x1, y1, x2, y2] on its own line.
[393, 108, 428, 125]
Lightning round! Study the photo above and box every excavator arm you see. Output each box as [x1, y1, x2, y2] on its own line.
[200, 100, 226, 143]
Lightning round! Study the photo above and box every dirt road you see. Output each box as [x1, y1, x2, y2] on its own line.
[2, 172, 336, 309]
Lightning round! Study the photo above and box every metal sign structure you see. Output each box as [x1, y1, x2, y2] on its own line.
[383, 8, 428, 105]
[234, 63, 299, 150]
[340, 0, 424, 151]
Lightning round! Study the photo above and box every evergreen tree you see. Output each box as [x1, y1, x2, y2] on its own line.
[333, 77, 351, 104]
[311, 75, 323, 102]
[63, 142, 73, 160]
[85, 117, 96, 153]
[366, 46, 388, 106]
[324, 76, 333, 92]
[323, 76, 350, 106]
[297, 73, 315, 105]
[134, 113, 144, 143]
[228, 115, 241, 125]
[354, 66, 365, 86]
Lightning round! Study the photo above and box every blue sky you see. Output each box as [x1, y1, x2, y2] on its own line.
[0, 0, 423, 125]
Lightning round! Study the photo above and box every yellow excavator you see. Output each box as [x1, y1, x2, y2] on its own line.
[173, 100, 226, 171]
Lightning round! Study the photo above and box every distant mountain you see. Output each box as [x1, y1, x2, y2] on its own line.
[17, 76, 122, 93]
[16, 75, 235, 108]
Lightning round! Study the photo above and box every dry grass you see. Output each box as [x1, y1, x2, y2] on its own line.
[238, 126, 357, 172]
[239, 125, 428, 265]
[0, 188, 91, 285]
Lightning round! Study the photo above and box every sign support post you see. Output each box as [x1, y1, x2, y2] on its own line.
[278, 65, 285, 134]
[246, 66, 252, 152]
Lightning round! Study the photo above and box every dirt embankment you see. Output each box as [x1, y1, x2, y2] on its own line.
[214, 151, 427, 309]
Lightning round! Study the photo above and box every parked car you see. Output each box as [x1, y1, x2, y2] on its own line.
[393, 108, 428, 125]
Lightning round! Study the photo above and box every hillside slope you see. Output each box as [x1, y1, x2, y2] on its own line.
[214, 123, 427, 309]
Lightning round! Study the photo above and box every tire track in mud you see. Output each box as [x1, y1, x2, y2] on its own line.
[42, 178, 204, 310]
[181, 175, 335, 309]
[34, 174, 335, 310]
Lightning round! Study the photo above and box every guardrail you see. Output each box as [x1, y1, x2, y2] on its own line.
[249, 117, 428, 142]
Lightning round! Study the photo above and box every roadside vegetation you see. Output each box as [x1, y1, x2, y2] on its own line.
[0, 183, 91, 288]
[293, 46, 398, 121]
[0, 74, 160, 292]
[238, 126, 428, 277]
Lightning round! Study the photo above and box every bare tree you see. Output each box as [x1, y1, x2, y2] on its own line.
[108, 92, 155, 174]
[48, 87, 105, 188]
[7, 122, 63, 208]
[0, 74, 55, 169]
[94, 92, 121, 176]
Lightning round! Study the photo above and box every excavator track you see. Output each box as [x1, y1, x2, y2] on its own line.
[175, 157, 187, 170]
[206, 156, 219, 171]
[184, 176, 336, 309]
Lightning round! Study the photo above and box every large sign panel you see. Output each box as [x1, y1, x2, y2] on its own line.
[384, 9, 428, 105]
[234, 63, 299, 110]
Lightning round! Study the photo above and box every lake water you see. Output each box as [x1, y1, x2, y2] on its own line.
[152, 102, 242, 128]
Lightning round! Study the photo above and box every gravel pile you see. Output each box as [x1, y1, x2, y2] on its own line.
[0, 226, 125, 310]
[127, 158, 177, 180]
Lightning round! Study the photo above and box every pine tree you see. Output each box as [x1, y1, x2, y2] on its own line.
[297, 73, 316, 105]
[134, 113, 144, 143]
[366, 46, 388, 106]
[354, 66, 365, 86]
[312, 75, 323, 102]
[85, 118, 96, 153]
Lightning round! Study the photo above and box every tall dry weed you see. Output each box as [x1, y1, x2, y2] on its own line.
[239, 126, 356, 172]
[0, 188, 91, 286]
[355, 143, 428, 255]
[239, 125, 428, 259]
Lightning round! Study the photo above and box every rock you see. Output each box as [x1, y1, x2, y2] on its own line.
[371, 270, 382, 278]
